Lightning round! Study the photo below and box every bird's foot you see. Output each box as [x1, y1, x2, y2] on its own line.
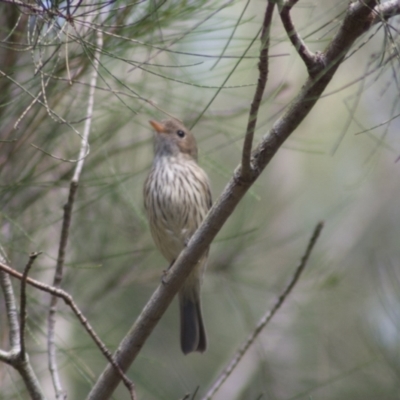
[161, 260, 174, 284]
[161, 269, 169, 284]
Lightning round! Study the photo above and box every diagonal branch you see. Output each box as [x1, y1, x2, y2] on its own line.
[202, 222, 324, 400]
[241, 1, 275, 178]
[278, 0, 318, 74]
[87, 1, 398, 399]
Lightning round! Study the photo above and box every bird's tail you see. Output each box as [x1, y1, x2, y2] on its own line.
[179, 282, 207, 354]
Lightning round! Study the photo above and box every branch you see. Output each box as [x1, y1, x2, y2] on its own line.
[0, 271, 21, 359]
[241, 1, 275, 177]
[372, 0, 400, 23]
[278, 0, 318, 74]
[87, 1, 400, 399]
[15, 361, 48, 400]
[47, 29, 103, 400]
[47, 182, 76, 400]
[71, 29, 103, 183]
[202, 222, 324, 400]
[0, 252, 46, 400]
[0, 267, 20, 351]
[0, 261, 136, 400]
[19, 252, 41, 360]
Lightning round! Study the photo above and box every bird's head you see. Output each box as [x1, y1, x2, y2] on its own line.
[149, 119, 198, 161]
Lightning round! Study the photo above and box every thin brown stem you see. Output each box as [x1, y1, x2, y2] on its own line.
[279, 0, 318, 74]
[202, 222, 324, 400]
[241, 1, 275, 178]
[47, 181, 77, 400]
[19, 252, 41, 360]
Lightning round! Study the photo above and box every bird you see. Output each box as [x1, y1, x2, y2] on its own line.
[143, 118, 212, 354]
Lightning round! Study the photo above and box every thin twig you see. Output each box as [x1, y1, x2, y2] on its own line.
[30, 144, 89, 163]
[241, 1, 275, 178]
[0, 261, 136, 399]
[72, 30, 103, 183]
[47, 182, 76, 400]
[47, 28, 103, 400]
[202, 222, 324, 400]
[19, 252, 41, 360]
[0, 69, 83, 139]
[279, 0, 318, 74]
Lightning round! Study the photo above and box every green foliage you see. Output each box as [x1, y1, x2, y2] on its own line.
[1, 1, 400, 399]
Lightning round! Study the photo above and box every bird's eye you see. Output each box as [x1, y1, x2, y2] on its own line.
[176, 130, 185, 138]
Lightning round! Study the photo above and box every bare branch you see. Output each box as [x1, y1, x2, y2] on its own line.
[372, 0, 400, 24]
[278, 0, 318, 74]
[202, 222, 324, 400]
[15, 361, 48, 400]
[0, 247, 20, 356]
[86, 2, 397, 399]
[47, 182, 76, 400]
[0, 266, 20, 352]
[0, 261, 136, 399]
[0, 252, 46, 400]
[241, 1, 275, 178]
[47, 28, 103, 400]
[72, 30, 103, 182]
[19, 252, 41, 360]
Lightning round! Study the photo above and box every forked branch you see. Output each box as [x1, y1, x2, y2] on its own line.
[278, 0, 318, 74]
[0, 260, 136, 400]
[0, 252, 45, 400]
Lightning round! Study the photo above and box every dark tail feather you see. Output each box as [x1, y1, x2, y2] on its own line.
[179, 293, 207, 354]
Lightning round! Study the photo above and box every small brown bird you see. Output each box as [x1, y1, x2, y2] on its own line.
[144, 118, 212, 354]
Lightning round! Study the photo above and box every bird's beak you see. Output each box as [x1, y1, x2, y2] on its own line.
[149, 120, 166, 133]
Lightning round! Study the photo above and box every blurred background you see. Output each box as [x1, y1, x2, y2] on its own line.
[1, 0, 400, 399]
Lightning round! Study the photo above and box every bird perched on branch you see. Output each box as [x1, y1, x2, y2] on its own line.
[144, 118, 212, 354]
